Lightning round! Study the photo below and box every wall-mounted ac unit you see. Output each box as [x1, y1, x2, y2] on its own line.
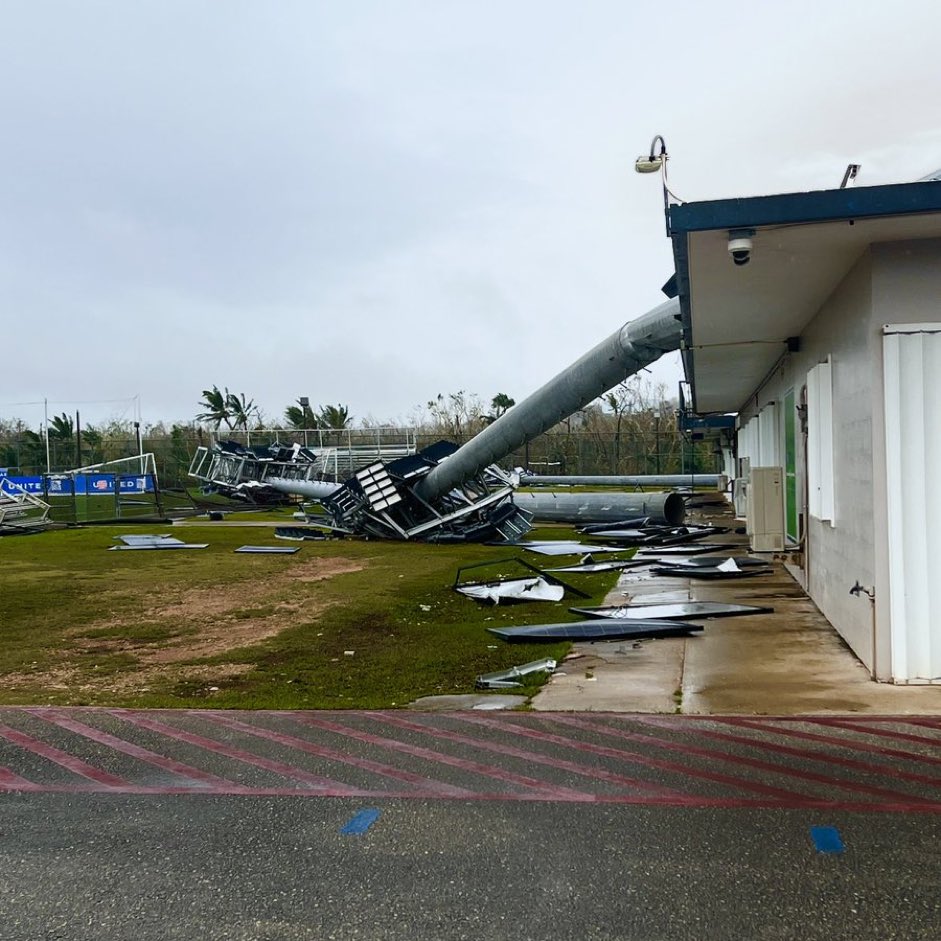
[747, 465, 785, 552]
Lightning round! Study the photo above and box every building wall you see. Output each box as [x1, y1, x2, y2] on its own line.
[735, 238, 941, 678]
[734, 253, 874, 664]
[791, 253, 876, 665]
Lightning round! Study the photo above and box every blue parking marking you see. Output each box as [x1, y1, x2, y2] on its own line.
[341, 808, 381, 835]
[810, 826, 844, 854]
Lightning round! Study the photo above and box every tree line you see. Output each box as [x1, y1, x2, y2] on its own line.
[0, 377, 715, 485]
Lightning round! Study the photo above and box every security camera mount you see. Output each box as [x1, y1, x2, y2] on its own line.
[728, 228, 756, 266]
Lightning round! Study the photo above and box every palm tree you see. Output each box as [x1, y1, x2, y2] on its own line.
[318, 404, 353, 429]
[284, 399, 319, 429]
[196, 386, 233, 430]
[484, 392, 515, 425]
[225, 391, 256, 431]
[48, 413, 74, 440]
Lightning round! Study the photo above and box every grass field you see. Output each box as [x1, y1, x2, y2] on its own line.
[0, 521, 624, 709]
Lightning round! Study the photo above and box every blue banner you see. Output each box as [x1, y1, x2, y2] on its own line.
[0, 474, 155, 496]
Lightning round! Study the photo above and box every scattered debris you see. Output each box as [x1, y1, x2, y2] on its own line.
[636, 543, 731, 557]
[487, 619, 703, 642]
[274, 526, 329, 541]
[476, 658, 557, 689]
[545, 558, 652, 574]
[234, 545, 300, 554]
[454, 557, 589, 601]
[650, 562, 771, 579]
[188, 436, 417, 504]
[457, 577, 564, 605]
[569, 602, 775, 620]
[660, 555, 771, 569]
[0, 478, 51, 534]
[108, 535, 209, 550]
[575, 523, 729, 547]
[516, 541, 627, 556]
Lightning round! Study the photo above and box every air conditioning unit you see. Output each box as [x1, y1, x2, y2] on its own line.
[747, 466, 785, 552]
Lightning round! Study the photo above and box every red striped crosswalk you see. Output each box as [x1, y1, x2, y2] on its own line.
[0, 708, 939, 811]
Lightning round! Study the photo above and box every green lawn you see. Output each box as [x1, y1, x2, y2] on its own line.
[0, 523, 624, 709]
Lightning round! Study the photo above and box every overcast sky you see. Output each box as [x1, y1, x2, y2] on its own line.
[4, 1, 941, 429]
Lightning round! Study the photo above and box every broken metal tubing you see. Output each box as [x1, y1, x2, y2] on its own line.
[414, 297, 683, 504]
[514, 490, 685, 526]
[266, 478, 343, 500]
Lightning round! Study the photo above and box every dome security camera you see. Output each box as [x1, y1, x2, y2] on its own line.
[728, 228, 755, 266]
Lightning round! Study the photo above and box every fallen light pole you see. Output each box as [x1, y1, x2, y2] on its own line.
[298, 297, 685, 541]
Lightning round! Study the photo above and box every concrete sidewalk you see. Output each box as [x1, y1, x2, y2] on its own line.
[532, 500, 941, 715]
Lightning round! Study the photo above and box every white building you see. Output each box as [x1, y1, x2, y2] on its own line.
[667, 178, 941, 683]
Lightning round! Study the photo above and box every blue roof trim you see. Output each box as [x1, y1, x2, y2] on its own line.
[667, 181, 941, 234]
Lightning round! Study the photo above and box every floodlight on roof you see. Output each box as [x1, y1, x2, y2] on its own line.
[634, 135, 668, 173]
[634, 134, 683, 235]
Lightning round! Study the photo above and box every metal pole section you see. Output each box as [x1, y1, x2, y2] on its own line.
[517, 473, 719, 488]
[416, 298, 683, 503]
[266, 478, 343, 500]
[514, 490, 686, 526]
[43, 398, 50, 474]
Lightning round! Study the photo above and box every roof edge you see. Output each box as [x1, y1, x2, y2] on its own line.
[667, 180, 941, 235]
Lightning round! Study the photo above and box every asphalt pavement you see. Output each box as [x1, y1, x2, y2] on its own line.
[1, 795, 940, 940]
[0, 708, 940, 939]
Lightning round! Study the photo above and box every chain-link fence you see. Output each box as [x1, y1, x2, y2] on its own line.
[1, 425, 718, 488]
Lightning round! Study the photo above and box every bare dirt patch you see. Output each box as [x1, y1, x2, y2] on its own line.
[11, 556, 367, 696]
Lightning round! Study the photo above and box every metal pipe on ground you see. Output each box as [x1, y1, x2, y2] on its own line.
[415, 297, 683, 503]
[266, 478, 342, 500]
[518, 473, 718, 488]
[515, 490, 685, 526]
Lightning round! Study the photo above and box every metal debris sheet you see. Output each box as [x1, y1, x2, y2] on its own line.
[109, 535, 209, 551]
[274, 527, 328, 541]
[651, 564, 771, 580]
[569, 602, 775, 621]
[664, 556, 771, 568]
[545, 559, 651, 574]
[517, 542, 628, 556]
[636, 543, 733, 557]
[476, 658, 557, 689]
[487, 618, 703, 642]
[456, 577, 564, 604]
[234, 546, 300, 554]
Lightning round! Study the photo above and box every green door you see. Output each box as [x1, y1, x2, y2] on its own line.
[784, 387, 798, 543]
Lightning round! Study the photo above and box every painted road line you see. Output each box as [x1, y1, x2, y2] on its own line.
[708, 716, 941, 772]
[811, 717, 941, 750]
[0, 720, 128, 790]
[630, 715, 937, 806]
[203, 712, 477, 799]
[341, 808, 381, 835]
[638, 717, 941, 801]
[0, 761, 43, 792]
[461, 713, 811, 803]
[31, 709, 255, 792]
[810, 826, 845, 854]
[108, 710, 367, 795]
[361, 711, 692, 800]
[292, 712, 603, 801]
